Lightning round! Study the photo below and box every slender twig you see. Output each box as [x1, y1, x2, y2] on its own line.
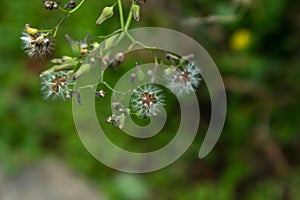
[53, 14, 70, 37]
[59, 0, 86, 14]
[117, 0, 125, 30]
[125, 4, 133, 30]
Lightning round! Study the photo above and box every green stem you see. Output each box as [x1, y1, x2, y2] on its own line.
[78, 79, 132, 97]
[107, 3, 133, 49]
[59, 0, 86, 14]
[117, 0, 125, 30]
[77, 84, 95, 91]
[53, 14, 70, 37]
[103, 82, 127, 95]
[125, 32, 156, 50]
[53, 0, 85, 37]
[96, 29, 123, 39]
[125, 5, 133, 30]
[69, 0, 86, 13]
[38, 29, 53, 33]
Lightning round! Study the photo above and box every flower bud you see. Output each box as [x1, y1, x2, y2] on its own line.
[72, 63, 91, 80]
[96, 6, 114, 26]
[25, 24, 38, 35]
[115, 52, 125, 63]
[80, 43, 89, 55]
[132, 4, 141, 21]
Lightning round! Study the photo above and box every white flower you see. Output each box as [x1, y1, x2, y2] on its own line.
[129, 84, 165, 118]
[40, 71, 74, 100]
[165, 63, 201, 95]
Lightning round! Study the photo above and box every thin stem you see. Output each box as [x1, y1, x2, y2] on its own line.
[117, 0, 125, 30]
[54, 0, 85, 37]
[59, 0, 86, 14]
[125, 4, 133, 30]
[58, 7, 70, 14]
[103, 81, 127, 95]
[125, 32, 156, 50]
[69, 0, 86, 13]
[107, 3, 134, 50]
[93, 29, 123, 40]
[53, 14, 70, 37]
[78, 81, 128, 96]
[77, 84, 95, 90]
[38, 29, 53, 33]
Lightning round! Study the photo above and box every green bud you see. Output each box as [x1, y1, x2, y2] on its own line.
[132, 4, 140, 21]
[164, 68, 175, 75]
[91, 42, 100, 49]
[72, 63, 91, 79]
[118, 113, 126, 130]
[96, 6, 114, 26]
[65, 34, 81, 55]
[40, 58, 78, 76]
[136, 68, 145, 81]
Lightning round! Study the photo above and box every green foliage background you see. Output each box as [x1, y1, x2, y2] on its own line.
[0, 0, 300, 199]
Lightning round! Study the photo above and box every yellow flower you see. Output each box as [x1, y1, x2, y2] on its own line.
[230, 28, 251, 51]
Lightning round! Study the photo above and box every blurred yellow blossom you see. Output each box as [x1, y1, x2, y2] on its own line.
[230, 28, 251, 50]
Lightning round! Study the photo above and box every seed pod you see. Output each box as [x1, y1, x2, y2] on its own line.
[132, 4, 141, 21]
[96, 6, 114, 26]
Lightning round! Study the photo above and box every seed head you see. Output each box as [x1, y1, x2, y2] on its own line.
[21, 25, 54, 58]
[129, 84, 165, 118]
[41, 71, 74, 100]
[165, 63, 201, 95]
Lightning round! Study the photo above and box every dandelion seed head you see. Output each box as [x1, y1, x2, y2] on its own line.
[129, 84, 165, 118]
[166, 63, 201, 96]
[40, 71, 74, 100]
[21, 26, 54, 59]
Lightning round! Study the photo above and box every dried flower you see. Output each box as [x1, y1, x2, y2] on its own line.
[64, 0, 76, 9]
[107, 113, 126, 130]
[96, 90, 106, 98]
[115, 52, 125, 63]
[165, 63, 201, 95]
[129, 84, 165, 118]
[21, 25, 54, 58]
[43, 0, 59, 10]
[40, 71, 74, 100]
